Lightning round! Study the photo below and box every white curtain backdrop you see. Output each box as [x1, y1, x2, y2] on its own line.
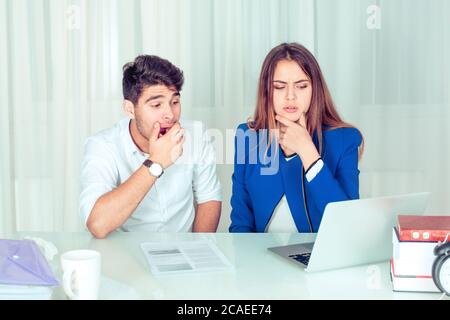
[316, 0, 450, 212]
[0, 0, 448, 234]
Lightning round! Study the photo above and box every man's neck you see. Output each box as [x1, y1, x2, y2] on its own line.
[129, 119, 149, 154]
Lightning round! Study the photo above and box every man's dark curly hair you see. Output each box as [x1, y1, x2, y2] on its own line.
[122, 55, 184, 105]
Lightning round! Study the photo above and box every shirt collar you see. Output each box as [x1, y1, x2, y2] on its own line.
[121, 118, 146, 157]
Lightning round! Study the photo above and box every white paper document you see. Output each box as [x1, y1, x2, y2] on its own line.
[0, 284, 53, 300]
[140, 240, 233, 276]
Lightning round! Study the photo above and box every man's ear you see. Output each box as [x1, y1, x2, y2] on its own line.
[123, 100, 136, 119]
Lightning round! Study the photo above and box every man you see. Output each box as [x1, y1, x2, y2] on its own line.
[80, 55, 222, 238]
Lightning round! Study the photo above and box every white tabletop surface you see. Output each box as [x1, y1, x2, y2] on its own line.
[9, 231, 445, 300]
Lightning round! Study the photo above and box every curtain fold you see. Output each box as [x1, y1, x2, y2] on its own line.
[315, 0, 450, 214]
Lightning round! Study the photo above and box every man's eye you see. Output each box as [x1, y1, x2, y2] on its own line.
[151, 104, 161, 108]
[172, 101, 180, 105]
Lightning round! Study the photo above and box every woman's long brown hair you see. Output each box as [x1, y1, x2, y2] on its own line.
[249, 42, 364, 159]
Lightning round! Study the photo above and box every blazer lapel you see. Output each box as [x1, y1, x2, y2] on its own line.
[279, 152, 311, 232]
[258, 150, 284, 231]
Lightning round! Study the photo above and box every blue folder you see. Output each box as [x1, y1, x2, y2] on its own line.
[0, 239, 59, 286]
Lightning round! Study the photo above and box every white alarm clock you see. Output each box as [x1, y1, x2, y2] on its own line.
[432, 240, 450, 296]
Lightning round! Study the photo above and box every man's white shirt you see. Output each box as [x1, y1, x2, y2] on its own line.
[79, 118, 222, 232]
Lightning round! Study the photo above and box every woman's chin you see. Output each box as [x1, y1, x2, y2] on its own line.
[280, 112, 301, 123]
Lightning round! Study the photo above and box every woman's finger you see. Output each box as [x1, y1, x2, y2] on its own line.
[299, 112, 307, 128]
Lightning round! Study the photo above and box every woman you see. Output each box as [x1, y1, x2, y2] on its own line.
[229, 43, 364, 233]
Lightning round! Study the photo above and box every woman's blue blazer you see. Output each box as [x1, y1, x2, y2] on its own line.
[229, 123, 362, 233]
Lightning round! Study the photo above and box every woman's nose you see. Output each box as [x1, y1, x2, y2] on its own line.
[286, 86, 296, 101]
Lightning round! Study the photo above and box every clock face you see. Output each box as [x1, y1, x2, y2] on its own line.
[439, 257, 450, 294]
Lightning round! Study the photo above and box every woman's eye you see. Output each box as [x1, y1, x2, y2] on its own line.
[274, 86, 285, 90]
[297, 84, 308, 89]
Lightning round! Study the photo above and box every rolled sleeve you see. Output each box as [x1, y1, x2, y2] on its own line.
[305, 159, 324, 182]
[192, 124, 222, 204]
[79, 137, 119, 226]
[305, 128, 362, 214]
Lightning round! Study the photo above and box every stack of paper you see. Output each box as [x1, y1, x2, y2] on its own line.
[390, 228, 440, 292]
[0, 284, 53, 300]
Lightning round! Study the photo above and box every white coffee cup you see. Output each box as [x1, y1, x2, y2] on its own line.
[60, 250, 101, 300]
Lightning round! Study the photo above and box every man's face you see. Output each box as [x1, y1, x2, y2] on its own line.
[133, 84, 181, 140]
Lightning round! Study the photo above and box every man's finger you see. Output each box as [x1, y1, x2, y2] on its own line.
[168, 123, 181, 134]
[150, 122, 160, 143]
[177, 135, 186, 145]
[174, 129, 185, 143]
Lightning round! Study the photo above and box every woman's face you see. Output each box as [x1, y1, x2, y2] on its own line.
[272, 59, 312, 123]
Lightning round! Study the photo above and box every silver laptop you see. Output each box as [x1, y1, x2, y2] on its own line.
[268, 192, 430, 273]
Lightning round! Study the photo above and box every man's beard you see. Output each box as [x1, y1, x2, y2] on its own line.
[135, 119, 150, 141]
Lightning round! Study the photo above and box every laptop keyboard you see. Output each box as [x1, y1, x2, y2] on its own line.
[289, 252, 311, 266]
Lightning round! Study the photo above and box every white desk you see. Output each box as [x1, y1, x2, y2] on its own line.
[11, 232, 444, 300]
